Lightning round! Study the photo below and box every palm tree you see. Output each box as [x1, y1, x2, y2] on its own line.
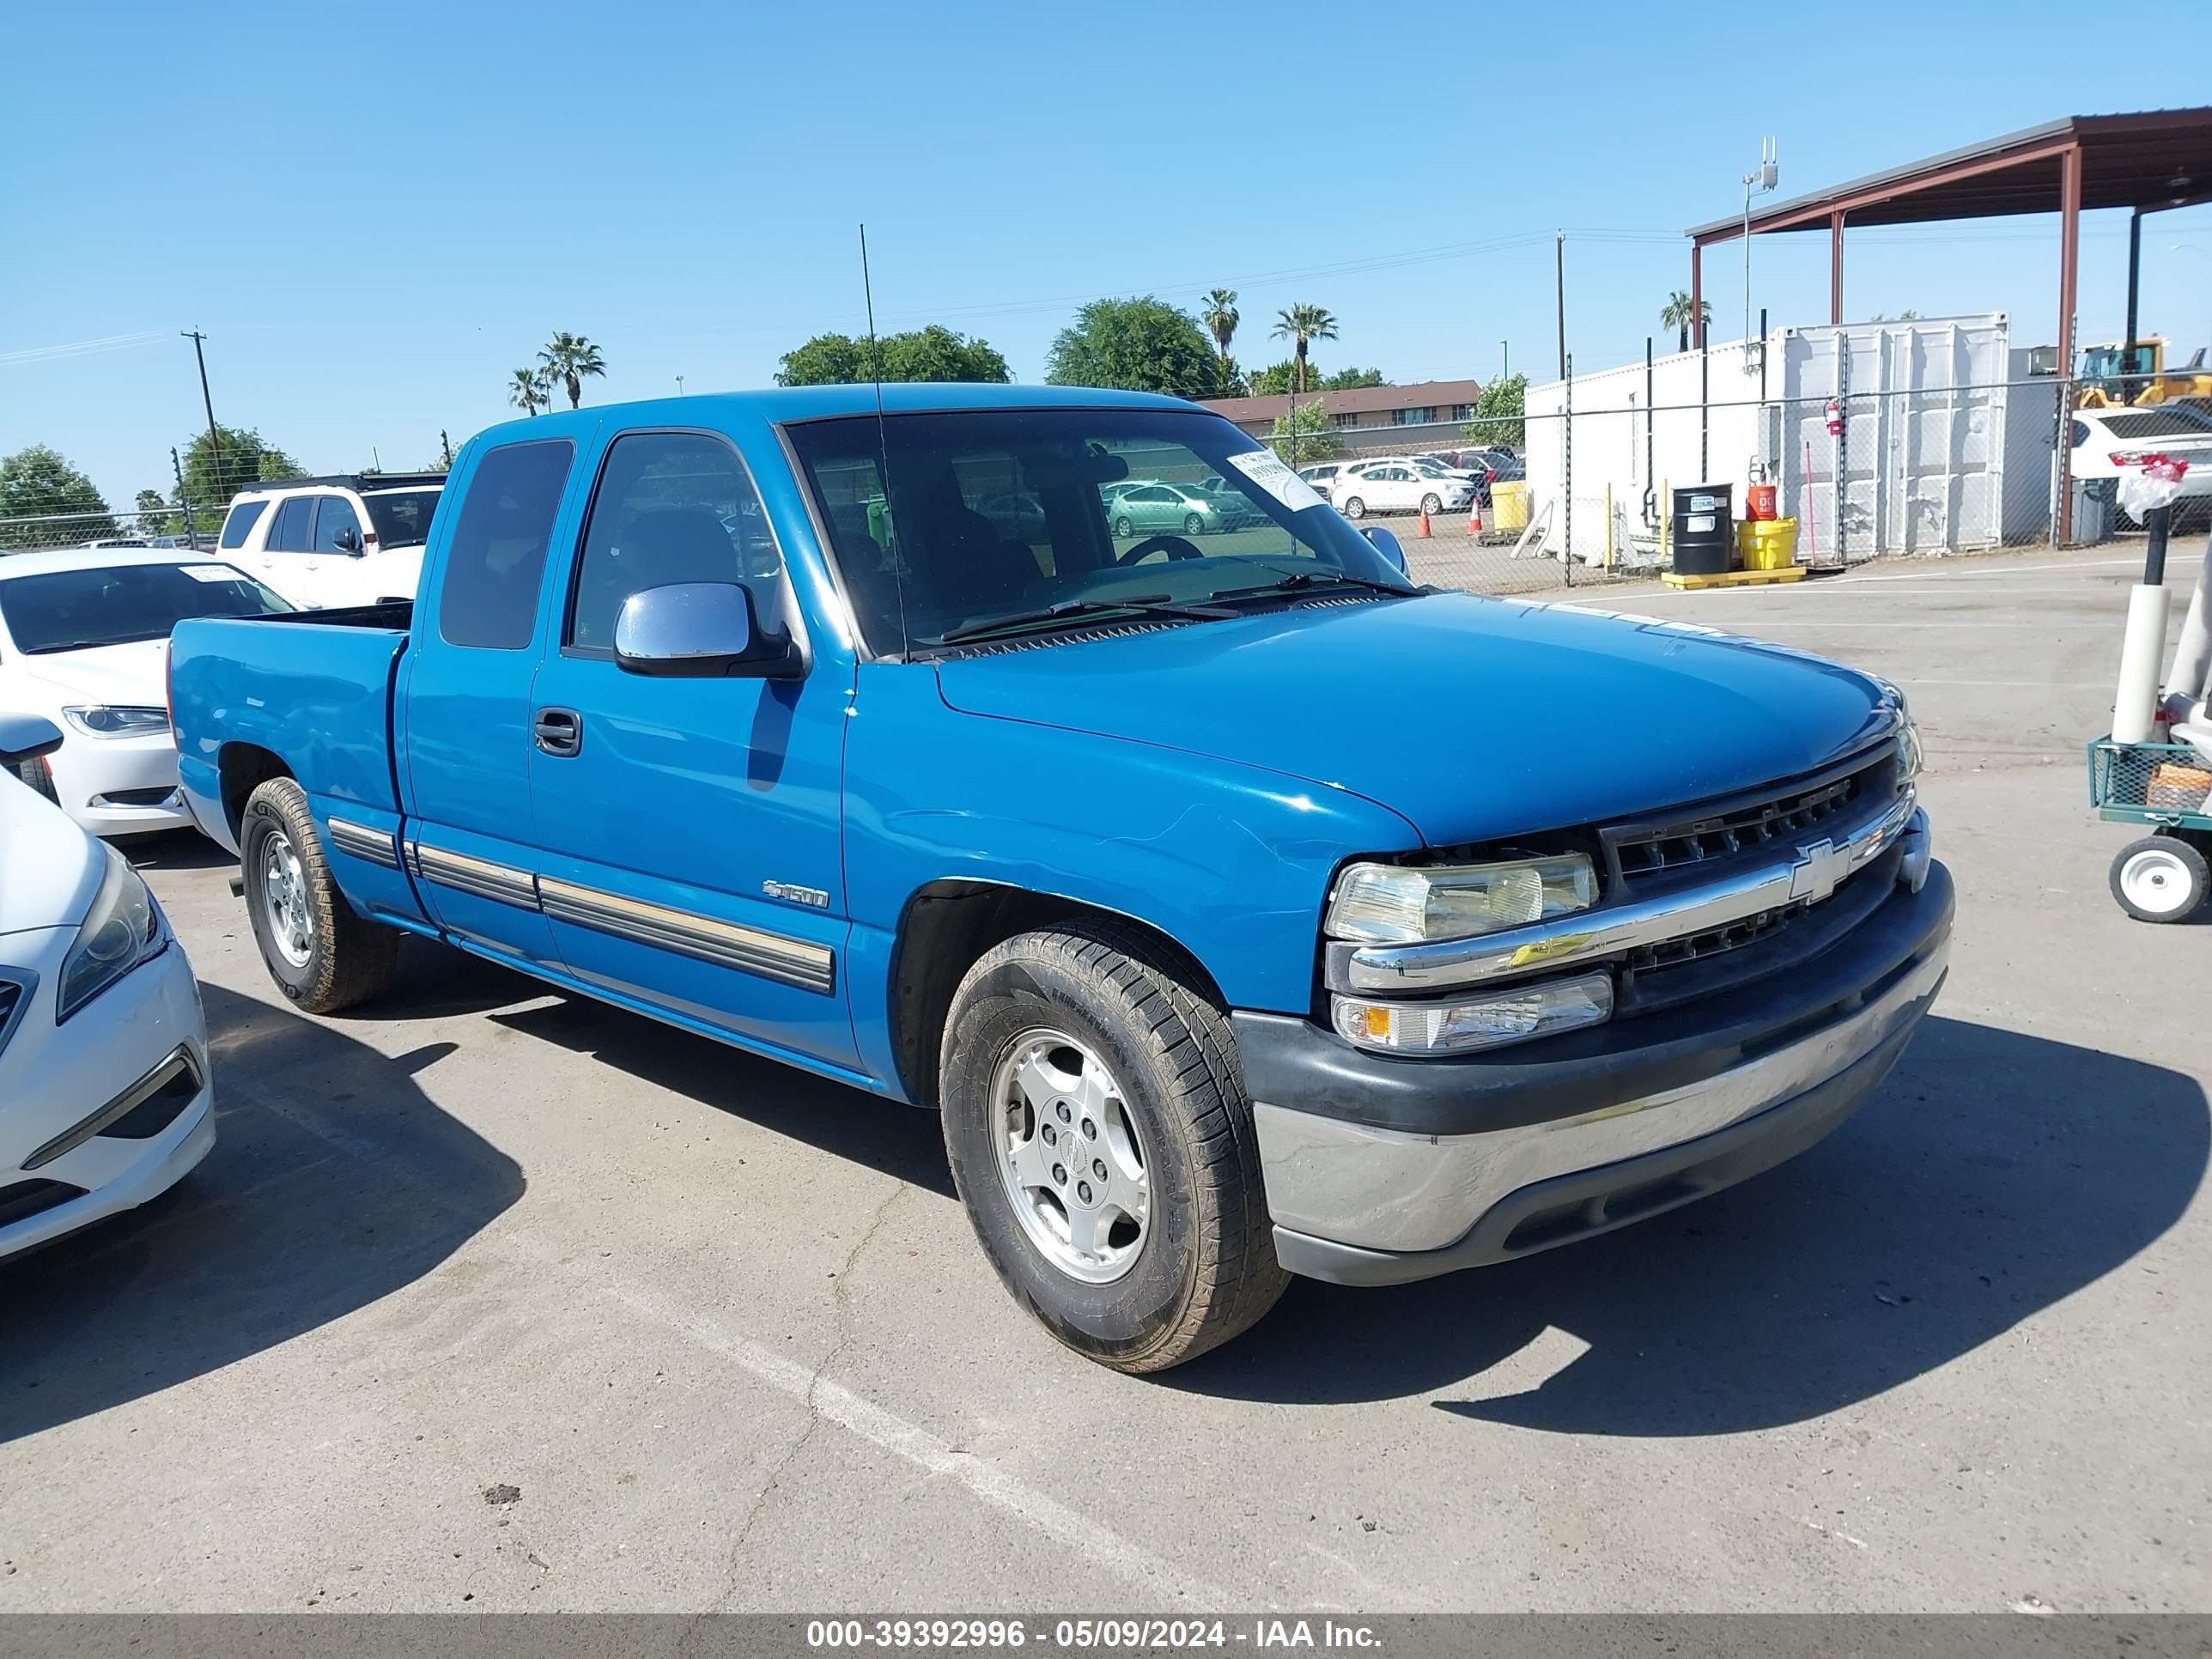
[1660, 291, 1713, 353]
[538, 331, 607, 409]
[1271, 303, 1339, 393]
[1201, 289, 1239, 362]
[508, 367, 547, 416]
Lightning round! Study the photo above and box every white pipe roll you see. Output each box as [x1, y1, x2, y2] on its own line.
[2114, 584, 2173, 744]
[2164, 550, 2212, 701]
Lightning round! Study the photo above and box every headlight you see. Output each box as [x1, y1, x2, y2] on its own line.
[57, 845, 162, 1022]
[1327, 853, 1596, 945]
[64, 704, 170, 738]
[1899, 714, 1923, 785]
[1332, 973, 1613, 1055]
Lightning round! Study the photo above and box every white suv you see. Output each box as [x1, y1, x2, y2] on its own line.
[214, 473, 445, 609]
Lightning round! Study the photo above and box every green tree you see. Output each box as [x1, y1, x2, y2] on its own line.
[1462, 373, 1526, 451]
[775, 325, 1010, 386]
[134, 488, 169, 529]
[1270, 303, 1339, 394]
[1200, 288, 1239, 364]
[177, 424, 301, 512]
[1321, 366, 1383, 391]
[1267, 400, 1340, 466]
[1248, 361, 1302, 396]
[509, 367, 550, 416]
[1660, 291, 1712, 352]
[538, 331, 607, 409]
[0, 444, 115, 548]
[1043, 296, 1223, 398]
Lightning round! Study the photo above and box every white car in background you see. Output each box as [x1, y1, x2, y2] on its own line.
[1329, 458, 1476, 520]
[0, 548, 293, 836]
[214, 472, 445, 609]
[0, 714, 213, 1261]
[2070, 404, 2212, 523]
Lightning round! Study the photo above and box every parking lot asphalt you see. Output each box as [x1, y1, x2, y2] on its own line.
[2, 549, 2207, 1614]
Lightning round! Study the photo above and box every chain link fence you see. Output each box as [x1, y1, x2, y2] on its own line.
[0, 507, 223, 555]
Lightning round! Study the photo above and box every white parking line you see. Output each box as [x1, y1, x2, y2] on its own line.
[226, 1073, 1234, 1607]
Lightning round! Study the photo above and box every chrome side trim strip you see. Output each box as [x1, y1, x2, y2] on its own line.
[408, 842, 541, 911]
[326, 816, 399, 869]
[24, 1046, 203, 1172]
[1263, 936, 1948, 1253]
[1328, 789, 1918, 994]
[538, 876, 836, 995]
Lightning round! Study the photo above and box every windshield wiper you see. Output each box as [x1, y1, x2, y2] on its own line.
[931, 593, 1235, 647]
[1204, 568, 1420, 603]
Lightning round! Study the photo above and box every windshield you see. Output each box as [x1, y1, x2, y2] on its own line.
[0, 561, 291, 654]
[364, 489, 442, 548]
[785, 408, 1414, 653]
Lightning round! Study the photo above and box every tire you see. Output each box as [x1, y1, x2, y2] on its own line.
[240, 777, 404, 1012]
[1182, 513, 1206, 537]
[939, 921, 1289, 1373]
[1340, 495, 1366, 520]
[15, 756, 58, 804]
[2110, 833, 2209, 923]
[1115, 515, 1134, 538]
[1419, 493, 1443, 517]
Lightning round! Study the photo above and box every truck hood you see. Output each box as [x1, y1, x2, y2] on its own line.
[933, 592, 1894, 846]
[13, 640, 168, 709]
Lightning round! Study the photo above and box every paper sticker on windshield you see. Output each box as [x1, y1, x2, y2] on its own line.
[1224, 450, 1327, 513]
[179, 563, 247, 583]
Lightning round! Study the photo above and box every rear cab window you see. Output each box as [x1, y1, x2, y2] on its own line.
[437, 440, 576, 650]
[218, 499, 268, 549]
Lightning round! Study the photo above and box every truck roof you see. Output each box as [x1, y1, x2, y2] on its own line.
[469, 382, 1204, 447]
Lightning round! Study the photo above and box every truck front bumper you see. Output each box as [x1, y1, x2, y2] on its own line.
[1235, 860, 1953, 1286]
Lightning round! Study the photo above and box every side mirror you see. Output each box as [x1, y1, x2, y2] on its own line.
[1361, 525, 1409, 576]
[0, 713, 64, 768]
[333, 527, 363, 556]
[613, 582, 800, 679]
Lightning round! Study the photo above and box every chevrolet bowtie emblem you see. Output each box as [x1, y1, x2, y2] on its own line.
[1788, 838, 1849, 903]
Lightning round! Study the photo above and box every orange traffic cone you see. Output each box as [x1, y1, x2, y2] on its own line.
[1417, 507, 1432, 538]
[1468, 502, 1485, 538]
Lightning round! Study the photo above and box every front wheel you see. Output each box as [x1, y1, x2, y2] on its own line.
[939, 923, 1288, 1372]
[1340, 495, 1366, 520]
[1419, 492, 1443, 517]
[2111, 834, 2209, 922]
[240, 777, 404, 1012]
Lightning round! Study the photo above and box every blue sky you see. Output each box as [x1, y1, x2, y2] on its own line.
[6, 0, 2211, 507]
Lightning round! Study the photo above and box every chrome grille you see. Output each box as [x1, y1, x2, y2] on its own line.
[1610, 748, 1896, 890]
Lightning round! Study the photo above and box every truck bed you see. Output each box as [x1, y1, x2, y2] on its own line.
[169, 609, 414, 842]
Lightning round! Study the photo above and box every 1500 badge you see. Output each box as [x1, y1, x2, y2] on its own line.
[763, 879, 830, 909]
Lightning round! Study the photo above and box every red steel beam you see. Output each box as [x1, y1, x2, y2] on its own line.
[1693, 131, 2080, 246]
[2057, 141, 2082, 544]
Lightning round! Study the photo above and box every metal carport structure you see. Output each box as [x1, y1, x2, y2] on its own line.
[1685, 109, 2212, 541]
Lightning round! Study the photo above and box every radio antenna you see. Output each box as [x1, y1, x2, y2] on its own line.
[860, 222, 909, 657]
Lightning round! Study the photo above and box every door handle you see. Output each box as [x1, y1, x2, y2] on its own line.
[533, 707, 582, 757]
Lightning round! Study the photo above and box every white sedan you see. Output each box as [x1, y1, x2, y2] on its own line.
[0, 547, 292, 837]
[2071, 404, 2212, 523]
[1330, 460, 1475, 520]
[0, 714, 213, 1261]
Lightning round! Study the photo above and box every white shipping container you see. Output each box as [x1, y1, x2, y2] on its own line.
[1524, 315, 2032, 565]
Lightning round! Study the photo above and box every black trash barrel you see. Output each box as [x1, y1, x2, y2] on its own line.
[1670, 483, 1734, 575]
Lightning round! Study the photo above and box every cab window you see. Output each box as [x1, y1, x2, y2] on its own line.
[218, 499, 268, 549]
[566, 431, 786, 654]
[264, 496, 313, 552]
[438, 440, 574, 650]
[313, 495, 363, 552]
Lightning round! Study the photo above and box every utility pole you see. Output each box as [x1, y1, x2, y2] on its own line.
[1501, 339, 1510, 381]
[676, 374, 686, 396]
[441, 429, 453, 468]
[1554, 233, 1566, 381]
[171, 447, 198, 544]
[181, 330, 224, 500]
[1741, 139, 1779, 371]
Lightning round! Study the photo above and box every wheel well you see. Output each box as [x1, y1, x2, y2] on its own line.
[888, 882, 1224, 1109]
[217, 743, 292, 838]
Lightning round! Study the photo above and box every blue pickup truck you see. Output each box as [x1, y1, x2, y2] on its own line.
[169, 384, 1950, 1371]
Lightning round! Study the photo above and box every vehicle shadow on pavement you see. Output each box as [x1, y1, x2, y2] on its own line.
[121, 829, 235, 872]
[489, 994, 957, 1199]
[0, 983, 524, 1446]
[1170, 1015, 2209, 1425]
